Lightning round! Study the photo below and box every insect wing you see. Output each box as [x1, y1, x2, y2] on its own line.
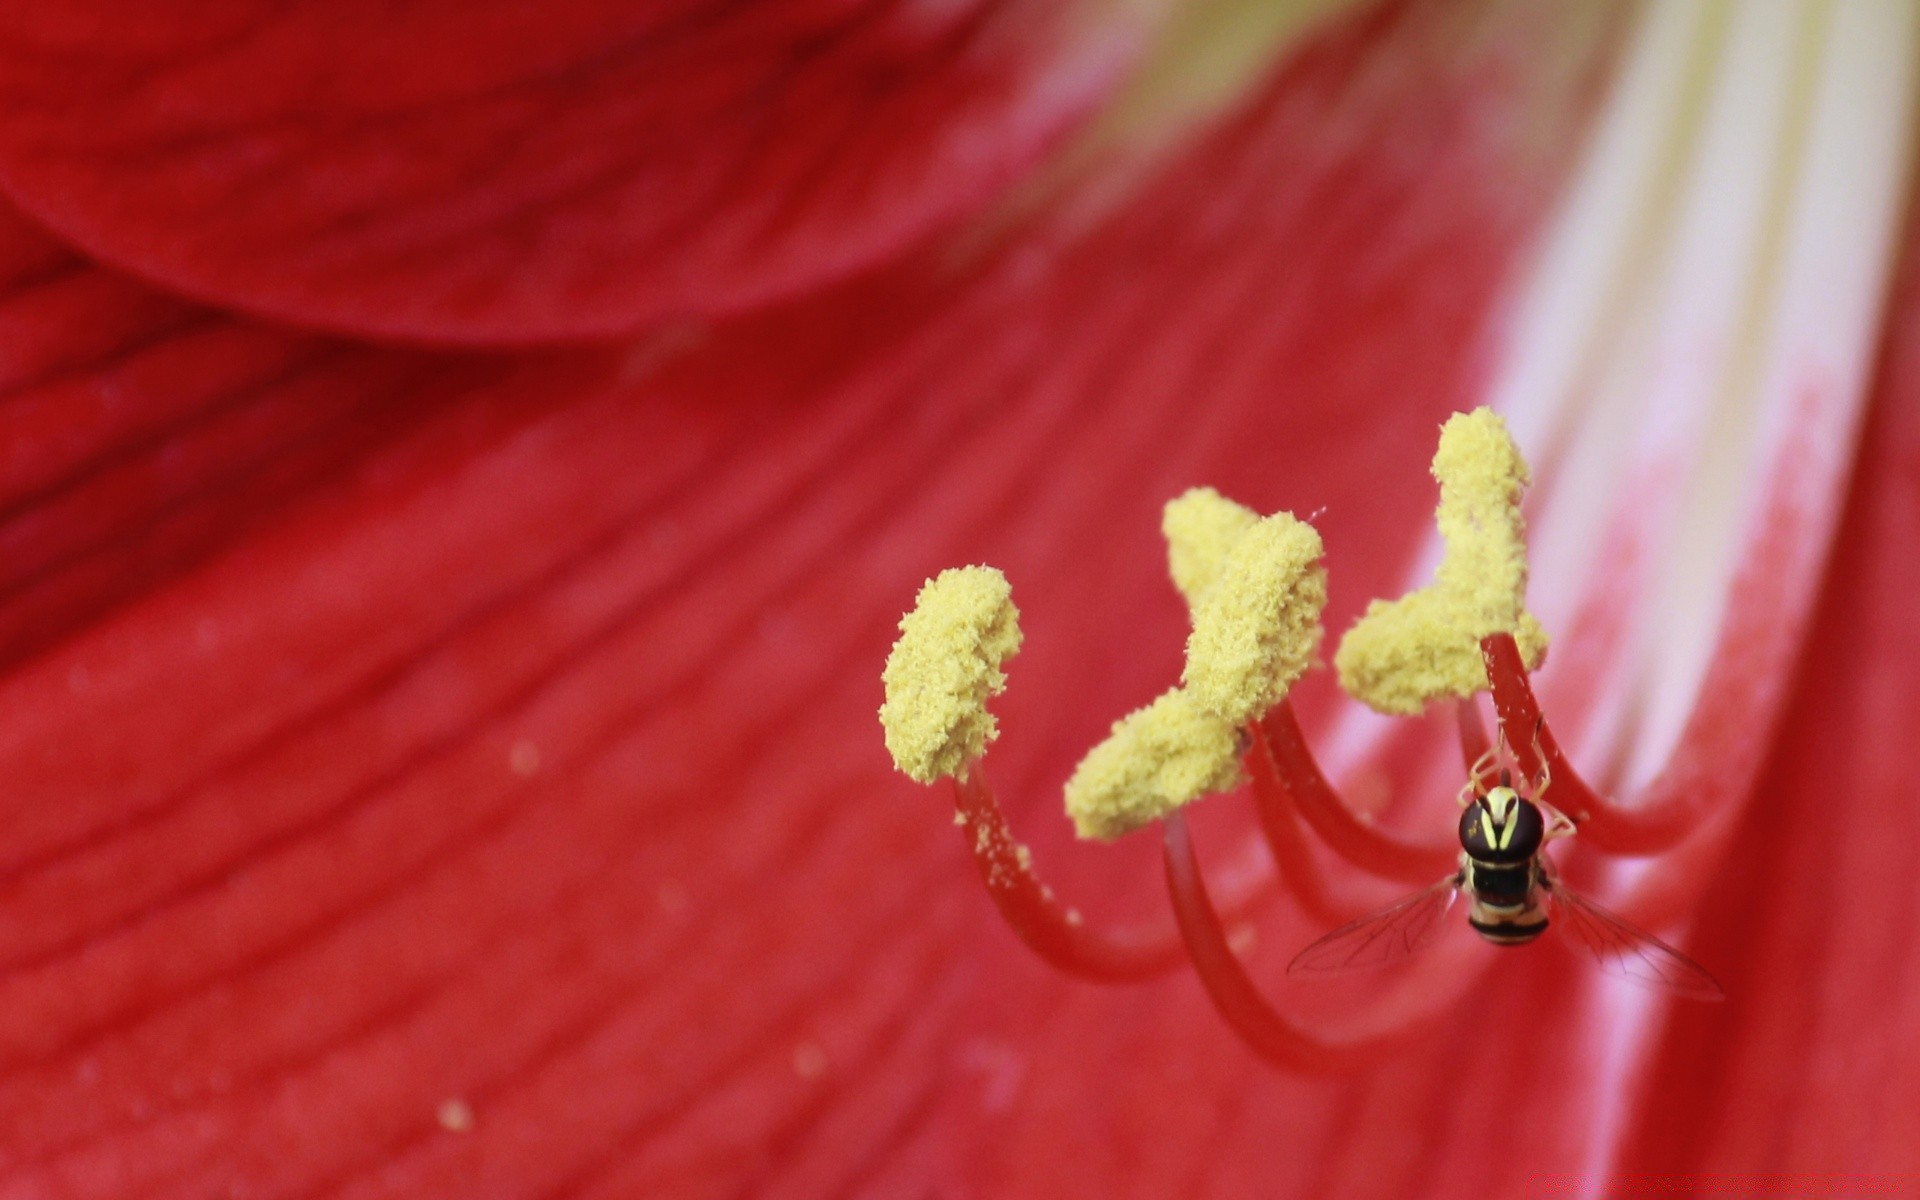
[1287, 877, 1460, 977]
[1546, 881, 1724, 1001]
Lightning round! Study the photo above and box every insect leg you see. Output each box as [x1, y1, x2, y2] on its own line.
[1461, 744, 1499, 804]
[1529, 717, 1551, 799]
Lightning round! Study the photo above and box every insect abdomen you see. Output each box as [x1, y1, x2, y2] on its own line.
[1466, 859, 1547, 944]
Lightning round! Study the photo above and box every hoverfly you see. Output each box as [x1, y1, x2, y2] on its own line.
[1287, 735, 1723, 1000]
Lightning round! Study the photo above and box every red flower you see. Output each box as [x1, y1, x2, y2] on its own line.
[0, 1, 1913, 1196]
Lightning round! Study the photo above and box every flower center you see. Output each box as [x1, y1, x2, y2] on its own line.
[877, 406, 1710, 1066]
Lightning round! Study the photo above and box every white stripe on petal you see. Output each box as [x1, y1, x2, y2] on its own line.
[1478, 0, 1916, 789]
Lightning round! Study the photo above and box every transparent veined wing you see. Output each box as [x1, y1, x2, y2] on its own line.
[1287, 876, 1462, 977]
[1545, 879, 1725, 1001]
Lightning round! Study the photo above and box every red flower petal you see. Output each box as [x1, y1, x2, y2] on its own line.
[0, 0, 1143, 343]
[0, 2, 1796, 1197]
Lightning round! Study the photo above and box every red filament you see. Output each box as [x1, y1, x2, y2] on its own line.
[1243, 721, 1353, 927]
[950, 768, 1199, 981]
[1480, 633, 1699, 852]
[1256, 702, 1456, 884]
[1161, 813, 1418, 1072]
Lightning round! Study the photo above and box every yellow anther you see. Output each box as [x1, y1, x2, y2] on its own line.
[1336, 408, 1549, 716]
[1064, 688, 1245, 841]
[1181, 512, 1327, 724]
[880, 566, 1022, 783]
[1429, 408, 1536, 630]
[1162, 487, 1259, 612]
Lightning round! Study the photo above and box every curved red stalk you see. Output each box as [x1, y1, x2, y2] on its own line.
[1161, 813, 1429, 1072]
[1255, 703, 1457, 884]
[1480, 633, 1700, 852]
[949, 769, 1200, 982]
[1243, 722, 1358, 927]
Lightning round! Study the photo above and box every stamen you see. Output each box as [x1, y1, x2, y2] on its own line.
[1255, 702, 1456, 884]
[1481, 632, 1697, 853]
[880, 565, 1021, 783]
[951, 769, 1195, 981]
[1336, 408, 1549, 716]
[1161, 813, 1428, 1072]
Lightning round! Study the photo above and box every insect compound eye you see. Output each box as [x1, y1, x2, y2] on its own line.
[1457, 794, 1545, 863]
[1457, 802, 1489, 855]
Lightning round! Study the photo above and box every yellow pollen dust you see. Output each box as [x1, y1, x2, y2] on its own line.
[880, 566, 1022, 783]
[1335, 408, 1548, 716]
[1182, 512, 1327, 724]
[1064, 688, 1244, 841]
[1162, 487, 1259, 612]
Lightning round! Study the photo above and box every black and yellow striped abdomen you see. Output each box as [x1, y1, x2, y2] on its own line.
[1465, 858, 1548, 944]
